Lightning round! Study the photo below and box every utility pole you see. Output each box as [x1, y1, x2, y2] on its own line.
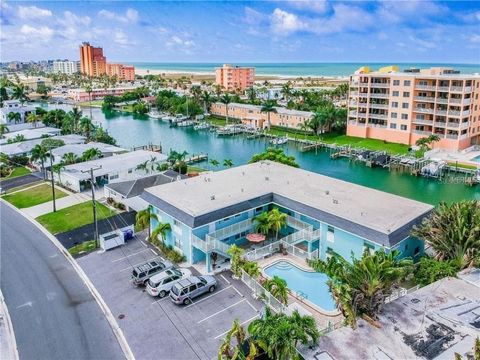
[81, 166, 102, 247]
[48, 148, 56, 212]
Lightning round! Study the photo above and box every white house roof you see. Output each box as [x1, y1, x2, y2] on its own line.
[1, 134, 86, 156]
[60, 150, 167, 181]
[51, 142, 127, 159]
[1, 127, 61, 143]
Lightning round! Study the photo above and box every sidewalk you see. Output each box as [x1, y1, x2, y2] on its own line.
[22, 192, 90, 218]
[0, 290, 19, 360]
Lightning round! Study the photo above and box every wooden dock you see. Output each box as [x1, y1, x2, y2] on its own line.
[186, 153, 208, 164]
[133, 144, 162, 153]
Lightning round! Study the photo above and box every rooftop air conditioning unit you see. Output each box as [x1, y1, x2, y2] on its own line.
[332, 199, 339, 204]
[211, 195, 215, 200]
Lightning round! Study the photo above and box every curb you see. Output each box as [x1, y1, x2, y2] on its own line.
[1, 199, 135, 360]
[0, 289, 19, 360]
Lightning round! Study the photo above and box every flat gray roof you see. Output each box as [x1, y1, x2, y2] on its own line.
[142, 161, 433, 246]
[1, 134, 86, 156]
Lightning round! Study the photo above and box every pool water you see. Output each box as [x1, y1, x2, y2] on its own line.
[264, 260, 337, 312]
[472, 155, 480, 163]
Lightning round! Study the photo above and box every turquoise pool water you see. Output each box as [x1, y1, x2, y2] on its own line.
[472, 155, 480, 163]
[264, 260, 337, 312]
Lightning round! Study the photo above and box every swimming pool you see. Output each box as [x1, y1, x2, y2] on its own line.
[264, 260, 337, 312]
[472, 155, 480, 163]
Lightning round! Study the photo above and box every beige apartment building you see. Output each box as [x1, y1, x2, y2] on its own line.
[215, 64, 255, 91]
[210, 102, 313, 129]
[347, 66, 480, 151]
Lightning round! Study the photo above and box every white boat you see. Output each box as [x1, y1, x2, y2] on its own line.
[177, 120, 195, 127]
[148, 111, 166, 119]
[270, 137, 288, 145]
[194, 122, 211, 130]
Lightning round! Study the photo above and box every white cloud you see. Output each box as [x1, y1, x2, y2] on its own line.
[470, 34, 480, 43]
[113, 30, 135, 46]
[244, 6, 267, 25]
[20, 24, 54, 39]
[98, 8, 139, 24]
[166, 35, 196, 54]
[408, 35, 436, 49]
[60, 11, 91, 26]
[286, 0, 328, 14]
[270, 8, 306, 35]
[377, 0, 447, 23]
[18, 5, 52, 19]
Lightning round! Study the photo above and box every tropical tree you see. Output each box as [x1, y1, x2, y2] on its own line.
[242, 261, 261, 279]
[227, 244, 245, 278]
[150, 221, 172, 245]
[167, 150, 189, 174]
[79, 117, 94, 138]
[135, 207, 159, 238]
[26, 113, 41, 128]
[249, 148, 299, 168]
[30, 144, 50, 179]
[308, 110, 328, 135]
[7, 112, 21, 124]
[309, 249, 413, 328]
[218, 319, 258, 360]
[264, 275, 289, 305]
[220, 94, 232, 125]
[11, 83, 29, 104]
[62, 152, 78, 165]
[253, 212, 271, 237]
[260, 100, 278, 129]
[281, 82, 293, 101]
[223, 159, 234, 168]
[411, 200, 480, 269]
[268, 207, 287, 240]
[0, 124, 9, 137]
[81, 148, 102, 161]
[246, 87, 257, 104]
[210, 159, 220, 169]
[415, 134, 441, 152]
[67, 107, 83, 134]
[248, 308, 319, 360]
[201, 90, 212, 113]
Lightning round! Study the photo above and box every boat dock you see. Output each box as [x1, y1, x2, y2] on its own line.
[133, 144, 162, 153]
[186, 153, 208, 164]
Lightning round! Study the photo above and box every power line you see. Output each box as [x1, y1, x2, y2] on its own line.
[81, 165, 102, 247]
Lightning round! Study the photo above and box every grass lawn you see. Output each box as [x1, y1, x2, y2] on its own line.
[446, 161, 478, 170]
[2, 183, 67, 208]
[206, 115, 227, 127]
[1, 166, 32, 179]
[36, 201, 116, 234]
[267, 127, 410, 155]
[69, 239, 97, 256]
[76, 100, 103, 107]
[1, 181, 43, 194]
[187, 165, 207, 173]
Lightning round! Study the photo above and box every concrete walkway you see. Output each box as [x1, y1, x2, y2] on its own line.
[22, 192, 90, 218]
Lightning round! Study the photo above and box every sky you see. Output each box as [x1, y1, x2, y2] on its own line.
[1, 0, 480, 63]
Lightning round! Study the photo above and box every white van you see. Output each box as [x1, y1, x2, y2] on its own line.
[146, 268, 191, 298]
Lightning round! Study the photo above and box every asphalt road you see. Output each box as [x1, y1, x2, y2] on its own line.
[0, 172, 42, 191]
[0, 202, 125, 360]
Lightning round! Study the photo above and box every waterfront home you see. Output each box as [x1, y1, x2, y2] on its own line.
[0, 100, 36, 124]
[1, 127, 61, 144]
[1, 134, 86, 157]
[210, 102, 313, 129]
[68, 85, 141, 102]
[141, 161, 433, 272]
[54, 150, 167, 192]
[49, 142, 127, 165]
[104, 170, 187, 211]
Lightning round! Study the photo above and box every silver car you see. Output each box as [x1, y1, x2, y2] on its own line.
[131, 259, 173, 286]
[169, 275, 217, 305]
[146, 268, 192, 298]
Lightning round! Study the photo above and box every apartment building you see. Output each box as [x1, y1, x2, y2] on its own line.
[347, 66, 480, 151]
[210, 102, 313, 129]
[68, 85, 141, 102]
[106, 63, 135, 81]
[79, 42, 107, 77]
[53, 60, 80, 75]
[215, 64, 255, 91]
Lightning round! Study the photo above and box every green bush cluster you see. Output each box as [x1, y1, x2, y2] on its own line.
[150, 237, 186, 263]
[414, 257, 459, 287]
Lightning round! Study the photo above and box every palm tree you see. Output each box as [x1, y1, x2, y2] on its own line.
[135, 208, 159, 238]
[264, 276, 289, 305]
[150, 222, 172, 245]
[201, 91, 212, 114]
[210, 159, 220, 169]
[260, 100, 277, 129]
[246, 87, 256, 104]
[220, 94, 232, 125]
[62, 152, 78, 165]
[79, 117, 94, 139]
[281, 82, 293, 101]
[68, 107, 83, 134]
[308, 110, 328, 135]
[52, 162, 65, 184]
[412, 200, 480, 269]
[309, 249, 413, 328]
[0, 124, 9, 137]
[268, 207, 287, 240]
[242, 261, 260, 279]
[81, 148, 102, 161]
[289, 309, 320, 348]
[218, 319, 258, 360]
[26, 112, 41, 128]
[253, 212, 270, 237]
[84, 83, 93, 119]
[299, 120, 310, 139]
[11, 83, 29, 104]
[30, 144, 50, 179]
[223, 159, 234, 168]
[136, 160, 150, 174]
[227, 244, 244, 278]
[7, 112, 21, 124]
[415, 134, 441, 152]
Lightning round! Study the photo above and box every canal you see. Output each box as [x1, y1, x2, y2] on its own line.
[55, 105, 480, 205]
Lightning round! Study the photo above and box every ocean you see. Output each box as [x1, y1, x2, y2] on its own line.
[130, 62, 480, 77]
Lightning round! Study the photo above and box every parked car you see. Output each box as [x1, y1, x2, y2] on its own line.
[146, 268, 192, 298]
[169, 275, 217, 305]
[131, 259, 173, 286]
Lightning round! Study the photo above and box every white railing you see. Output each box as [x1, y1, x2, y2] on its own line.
[209, 218, 253, 241]
[415, 85, 436, 91]
[413, 119, 433, 125]
[370, 93, 389, 99]
[241, 269, 287, 313]
[191, 234, 208, 252]
[414, 96, 435, 102]
[414, 107, 434, 114]
[446, 133, 459, 140]
[436, 98, 448, 104]
[286, 215, 312, 231]
[245, 240, 282, 261]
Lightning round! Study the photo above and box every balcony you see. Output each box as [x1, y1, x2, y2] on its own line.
[449, 98, 462, 104]
[446, 133, 458, 140]
[435, 109, 448, 116]
[350, 81, 359, 86]
[414, 96, 435, 102]
[348, 120, 357, 125]
[370, 93, 389, 99]
[350, 91, 359, 96]
[370, 103, 388, 110]
[368, 123, 387, 128]
[415, 84, 436, 91]
[460, 122, 470, 130]
[448, 110, 461, 117]
[359, 81, 369, 86]
[370, 113, 388, 120]
[370, 83, 390, 88]
[462, 110, 471, 117]
[413, 130, 433, 136]
[450, 86, 464, 92]
[437, 86, 450, 92]
[447, 122, 459, 128]
[358, 112, 368, 118]
[349, 111, 358, 116]
[434, 121, 446, 127]
[349, 101, 358, 107]
[413, 118, 433, 125]
[436, 98, 448, 104]
[463, 98, 472, 105]
[464, 86, 472, 93]
[414, 107, 435, 114]
[459, 133, 470, 140]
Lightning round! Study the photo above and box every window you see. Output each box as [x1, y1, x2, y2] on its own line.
[401, 114, 408, 120]
[403, 91, 410, 97]
[404, 80, 411, 86]
[401, 124, 408, 131]
[128, 168, 133, 174]
[326, 226, 335, 243]
[174, 235, 181, 249]
[363, 241, 375, 255]
[402, 103, 409, 109]
[393, 80, 400, 86]
[109, 173, 119, 180]
[414, 246, 420, 256]
[391, 112, 397, 118]
[390, 123, 397, 129]
[391, 102, 398, 108]
[392, 91, 399, 96]
[173, 219, 180, 226]
[188, 284, 197, 292]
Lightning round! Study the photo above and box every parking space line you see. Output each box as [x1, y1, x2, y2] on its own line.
[184, 285, 232, 309]
[151, 297, 170, 305]
[150, 249, 158, 255]
[111, 249, 150, 263]
[246, 300, 258, 312]
[220, 274, 230, 285]
[214, 314, 259, 339]
[140, 241, 148, 247]
[232, 286, 243, 297]
[197, 299, 246, 324]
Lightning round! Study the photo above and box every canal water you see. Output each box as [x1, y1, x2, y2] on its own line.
[52, 105, 480, 205]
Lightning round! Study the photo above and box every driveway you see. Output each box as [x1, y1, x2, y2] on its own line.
[0, 173, 42, 191]
[77, 237, 263, 360]
[0, 201, 125, 360]
[22, 192, 90, 218]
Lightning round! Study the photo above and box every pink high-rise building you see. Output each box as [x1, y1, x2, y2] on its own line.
[215, 64, 255, 91]
[106, 64, 135, 81]
[347, 66, 480, 151]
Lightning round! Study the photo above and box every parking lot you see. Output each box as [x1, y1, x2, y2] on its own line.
[77, 236, 263, 360]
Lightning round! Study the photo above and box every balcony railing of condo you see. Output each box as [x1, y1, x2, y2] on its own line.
[191, 234, 208, 252]
[449, 98, 462, 104]
[436, 98, 448, 104]
[459, 133, 470, 140]
[435, 109, 448, 116]
[463, 98, 472, 105]
[349, 91, 359, 96]
[462, 110, 471, 117]
[460, 122, 470, 130]
[415, 84, 436, 91]
[448, 110, 461, 116]
[464, 86, 472, 93]
[370, 83, 390, 88]
[369, 113, 388, 120]
[370, 103, 389, 110]
[414, 107, 435, 114]
[370, 93, 389, 99]
[446, 133, 459, 140]
[450, 86, 464, 92]
[434, 120, 446, 126]
[368, 123, 388, 128]
[446, 122, 460, 128]
[437, 86, 450, 92]
[413, 130, 433, 136]
[414, 96, 435, 102]
[412, 118, 433, 125]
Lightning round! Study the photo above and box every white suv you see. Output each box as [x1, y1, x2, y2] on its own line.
[146, 268, 192, 298]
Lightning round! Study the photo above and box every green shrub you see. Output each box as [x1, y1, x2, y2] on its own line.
[414, 256, 459, 287]
[149, 238, 186, 263]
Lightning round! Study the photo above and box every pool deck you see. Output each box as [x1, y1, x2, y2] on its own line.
[257, 254, 343, 328]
